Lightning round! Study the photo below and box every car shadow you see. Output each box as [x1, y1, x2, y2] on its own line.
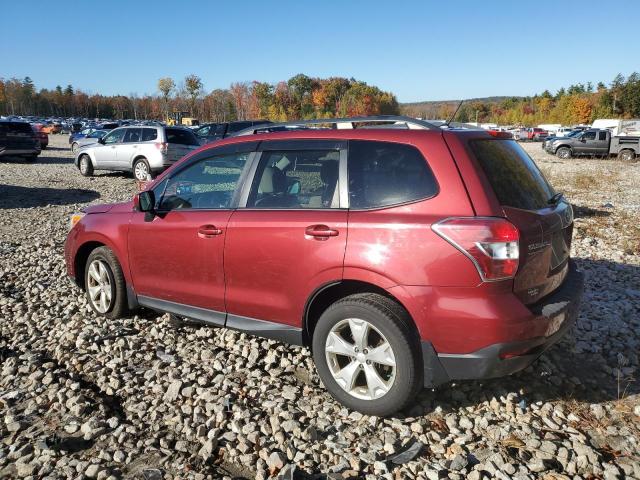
[400, 257, 639, 417]
[573, 204, 612, 218]
[36, 154, 75, 165]
[0, 184, 100, 209]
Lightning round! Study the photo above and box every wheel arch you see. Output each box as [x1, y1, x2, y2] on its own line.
[73, 240, 106, 290]
[554, 144, 572, 154]
[302, 279, 420, 349]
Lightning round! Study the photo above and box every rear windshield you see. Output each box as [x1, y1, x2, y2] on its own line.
[469, 139, 554, 211]
[0, 122, 34, 134]
[165, 127, 199, 146]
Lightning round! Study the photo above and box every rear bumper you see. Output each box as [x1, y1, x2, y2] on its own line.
[422, 262, 584, 386]
[0, 147, 41, 156]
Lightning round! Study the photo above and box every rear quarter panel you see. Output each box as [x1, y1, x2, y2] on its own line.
[344, 132, 479, 288]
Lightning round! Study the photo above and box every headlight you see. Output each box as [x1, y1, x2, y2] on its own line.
[69, 213, 85, 229]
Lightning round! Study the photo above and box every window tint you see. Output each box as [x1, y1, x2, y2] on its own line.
[348, 140, 437, 209]
[141, 128, 158, 141]
[227, 122, 251, 134]
[123, 128, 142, 143]
[196, 125, 210, 137]
[159, 152, 249, 210]
[247, 149, 340, 209]
[165, 127, 199, 146]
[214, 124, 227, 136]
[583, 131, 596, 140]
[0, 122, 33, 134]
[598, 131, 607, 141]
[102, 129, 126, 144]
[469, 139, 554, 211]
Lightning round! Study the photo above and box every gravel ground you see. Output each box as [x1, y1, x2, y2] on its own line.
[1, 135, 639, 480]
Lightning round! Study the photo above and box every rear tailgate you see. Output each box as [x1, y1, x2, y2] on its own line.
[462, 136, 574, 304]
[0, 122, 38, 149]
[165, 127, 199, 162]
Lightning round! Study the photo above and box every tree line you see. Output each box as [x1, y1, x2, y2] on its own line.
[402, 72, 640, 126]
[0, 74, 399, 122]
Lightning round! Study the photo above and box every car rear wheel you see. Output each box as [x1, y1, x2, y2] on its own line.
[618, 149, 636, 162]
[133, 158, 152, 181]
[84, 246, 127, 319]
[312, 293, 423, 416]
[556, 147, 572, 159]
[79, 155, 94, 176]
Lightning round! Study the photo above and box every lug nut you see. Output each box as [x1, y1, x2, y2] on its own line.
[354, 347, 359, 353]
[363, 349, 368, 354]
[366, 360, 371, 365]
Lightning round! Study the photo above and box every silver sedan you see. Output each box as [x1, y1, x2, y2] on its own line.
[71, 130, 109, 154]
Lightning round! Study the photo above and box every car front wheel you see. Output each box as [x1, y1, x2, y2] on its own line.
[79, 155, 94, 176]
[556, 147, 572, 159]
[312, 293, 423, 416]
[84, 246, 127, 319]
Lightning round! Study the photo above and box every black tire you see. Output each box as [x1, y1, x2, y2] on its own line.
[618, 149, 636, 162]
[79, 154, 94, 176]
[556, 147, 572, 159]
[312, 293, 423, 416]
[132, 157, 153, 181]
[84, 246, 128, 319]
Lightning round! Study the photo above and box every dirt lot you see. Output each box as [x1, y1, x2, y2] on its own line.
[1, 135, 639, 479]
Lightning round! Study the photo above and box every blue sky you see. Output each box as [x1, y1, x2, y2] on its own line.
[1, 1, 637, 102]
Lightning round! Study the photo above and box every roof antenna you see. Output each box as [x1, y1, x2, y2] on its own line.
[444, 100, 464, 127]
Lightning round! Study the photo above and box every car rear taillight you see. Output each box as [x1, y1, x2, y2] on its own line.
[432, 217, 519, 281]
[487, 130, 513, 138]
[155, 142, 168, 154]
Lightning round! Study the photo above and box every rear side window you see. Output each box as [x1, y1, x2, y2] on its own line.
[598, 131, 607, 140]
[469, 139, 554, 211]
[0, 122, 33, 134]
[141, 128, 158, 141]
[165, 128, 199, 146]
[348, 140, 437, 209]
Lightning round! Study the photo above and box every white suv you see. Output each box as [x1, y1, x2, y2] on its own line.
[75, 126, 200, 180]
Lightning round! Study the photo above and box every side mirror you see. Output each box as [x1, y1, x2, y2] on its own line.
[97, 138, 105, 145]
[136, 190, 155, 212]
[287, 180, 301, 195]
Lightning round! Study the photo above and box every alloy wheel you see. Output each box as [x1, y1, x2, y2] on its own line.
[134, 161, 149, 181]
[325, 318, 396, 400]
[86, 259, 113, 314]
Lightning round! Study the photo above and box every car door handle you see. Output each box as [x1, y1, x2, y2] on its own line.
[198, 225, 223, 238]
[305, 225, 339, 238]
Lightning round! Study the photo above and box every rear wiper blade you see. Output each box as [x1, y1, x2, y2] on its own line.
[548, 192, 564, 205]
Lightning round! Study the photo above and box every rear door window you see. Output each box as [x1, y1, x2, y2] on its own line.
[165, 128, 199, 146]
[347, 140, 438, 209]
[123, 128, 142, 143]
[469, 139, 554, 211]
[247, 149, 341, 209]
[598, 131, 607, 141]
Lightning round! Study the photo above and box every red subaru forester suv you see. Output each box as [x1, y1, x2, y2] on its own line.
[65, 116, 583, 416]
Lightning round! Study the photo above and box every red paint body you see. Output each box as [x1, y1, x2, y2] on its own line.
[65, 127, 577, 357]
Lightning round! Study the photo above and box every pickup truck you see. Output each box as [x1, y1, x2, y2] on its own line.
[544, 128, 639, 161]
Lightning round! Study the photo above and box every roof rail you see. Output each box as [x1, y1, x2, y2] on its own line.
[231, 115, 442, 137]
